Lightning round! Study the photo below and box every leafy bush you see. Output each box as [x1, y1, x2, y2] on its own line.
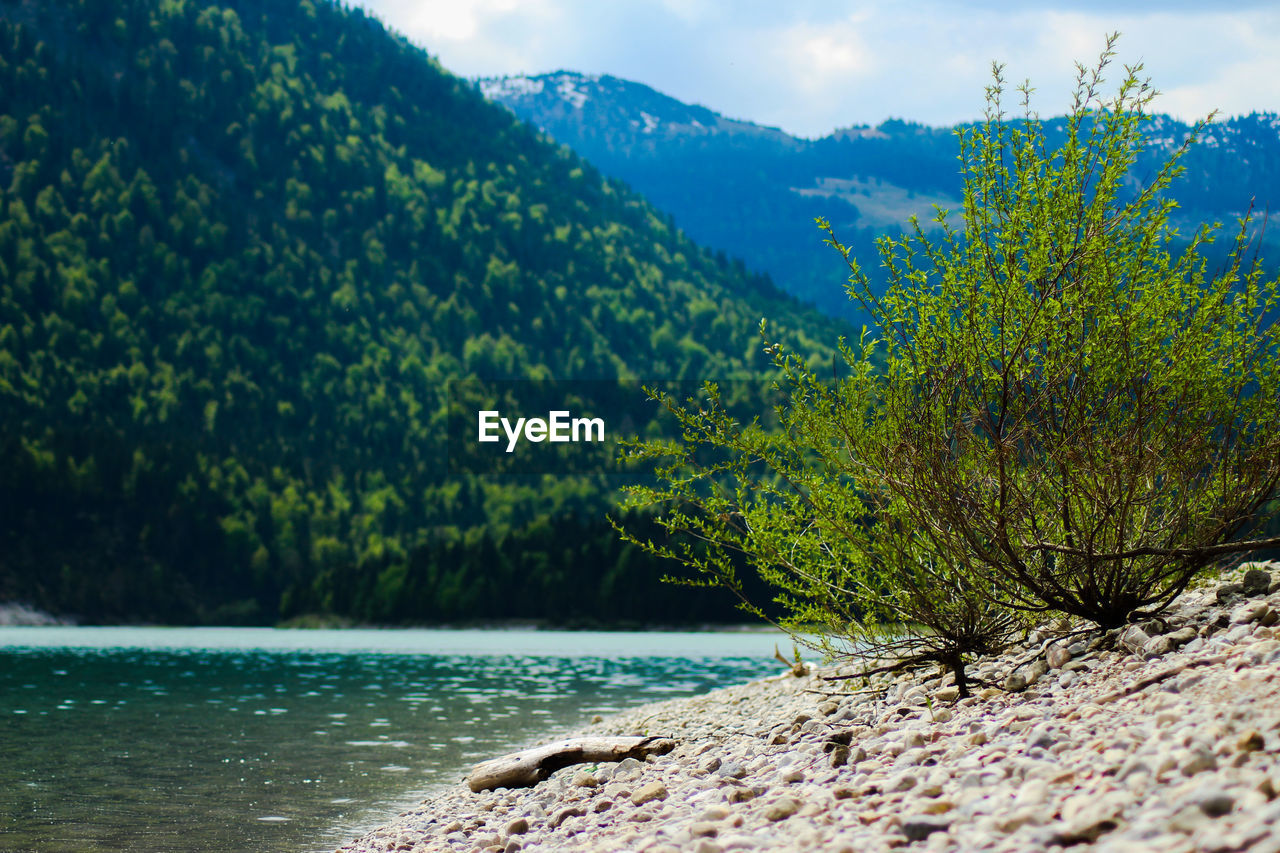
[619, 38, 1280, 687]
[837, 38, 1280, 628]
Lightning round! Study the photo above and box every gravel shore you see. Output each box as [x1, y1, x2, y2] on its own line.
[337, 563, 1280, 852]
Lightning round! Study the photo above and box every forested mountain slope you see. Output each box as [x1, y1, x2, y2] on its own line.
[0, 0, 844, 623]
[483, 72, 1280, 320]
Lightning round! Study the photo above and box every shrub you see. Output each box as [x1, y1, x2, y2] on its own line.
[617, 37, 1280, 690]
[828, 36, 1280, 628]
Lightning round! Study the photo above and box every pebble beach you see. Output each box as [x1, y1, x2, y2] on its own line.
[337, 563, 1280, 852]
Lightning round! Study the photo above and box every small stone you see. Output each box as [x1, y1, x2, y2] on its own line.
[1243, 568, 1273, 595]
[1058, 670, 1078, 689]
[900, 748, 927, 766]
[690, 822, 719, 838]
[829, 745, 851, 768]
[1119, 625, 1152, 654]
[701, 805, 731, 821]
[764, 797, 801, 821]
[933, 686, 960, 702]
[593, 800, 612, 814]
[1143, 635, 1176, 658]
[630, 781, 668, 806]
[901, 815, 951, 841]
[832, 786, 856, 800]
[823, 730, 853, 750]
[919, 800, 954, 815]
[967, 731, 989, 746]
[1170, 804, 1211, 833]
[1166, 626, 1199, 647]
[818, 701, 840, 716]
[1047, 644, 1073, 669]
[1192, 789, 1236, 817]
[781, 768, 804, 784]
[1025, 659, 1050, 686]
[590, 714, 604, 724]
[443, 821, 463, 834]
[1245, 640, 1280, 665]
[931, 708, 953, 723]
[1232, 601, 1272, 624]
[903, 685, 928, 704]
[1227, 623, 1254, 642]
[615, 757, 643, 775]
[572, 772, 598, 788]
[504, 840, 521, 853]
[1054, 815, 1120, 844]
[1237, 730, 1266, 752]
[505, 818, 528, 836]
[549, 806, 585, 828]
[716, 761, 747, 779]
[1027, 725, 1057, 750]
[889, 773, 918, 792]
[1181, 750, 1218, 776]
[1004, 672, 1027, 692]
[727, 786, 755, 803]
[1218, 583, 1246, 604]
[995, 808, 1044, 833]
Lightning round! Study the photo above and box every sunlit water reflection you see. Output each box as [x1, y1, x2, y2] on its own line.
[0, 627, 788, 852]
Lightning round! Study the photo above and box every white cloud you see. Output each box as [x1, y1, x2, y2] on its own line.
[358, 0, 1280, 137]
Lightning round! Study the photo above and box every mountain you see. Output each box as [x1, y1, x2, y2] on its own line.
[0, 0, 845, 624]
[479, 72, 802, 154]
[481, 72, 1280, 320]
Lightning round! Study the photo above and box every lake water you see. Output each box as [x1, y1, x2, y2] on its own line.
[0, 627, 790, 852]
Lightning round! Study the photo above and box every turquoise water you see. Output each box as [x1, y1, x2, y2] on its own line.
[0, 627, 788, 852]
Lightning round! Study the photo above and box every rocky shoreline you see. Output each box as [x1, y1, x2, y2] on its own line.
[337, 563, 1280, 852]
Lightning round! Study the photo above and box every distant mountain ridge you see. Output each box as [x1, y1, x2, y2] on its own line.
[481, 71, 1280, 319]
[479, 72, 798, 150]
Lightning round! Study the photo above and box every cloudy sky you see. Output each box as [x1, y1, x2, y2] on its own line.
[357, 0, 1280, 138]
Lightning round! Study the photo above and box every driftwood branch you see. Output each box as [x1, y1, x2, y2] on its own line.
[467, 736, 676, 792]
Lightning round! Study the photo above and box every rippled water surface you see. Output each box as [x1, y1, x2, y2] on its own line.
[0, 627, 787, 852]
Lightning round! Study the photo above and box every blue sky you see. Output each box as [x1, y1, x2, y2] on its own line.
[357, 0, 1280, 138]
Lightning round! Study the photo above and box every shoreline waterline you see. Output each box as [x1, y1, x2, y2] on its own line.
[0, 627, 789, 853]
[0, 625, 789, 655]
[338, 565, 1280, 852]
